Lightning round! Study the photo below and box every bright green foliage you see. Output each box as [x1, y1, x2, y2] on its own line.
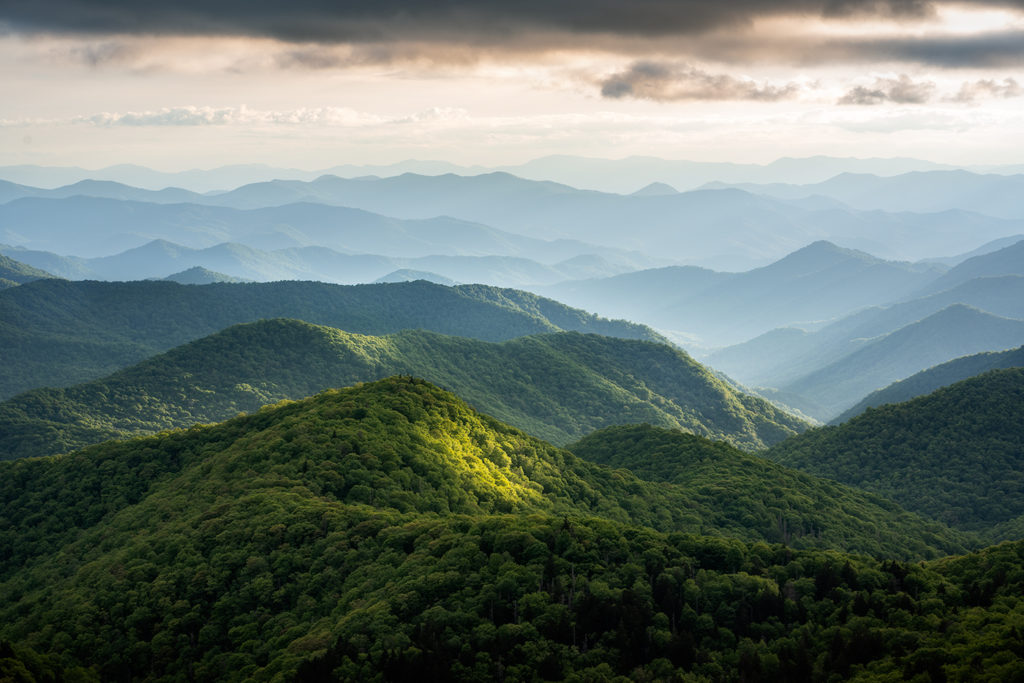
[0, 319, 807, 459]
[0, 378, 1016, 681]
[766, 368, 1024, 539]
[0, 278, 664, 399]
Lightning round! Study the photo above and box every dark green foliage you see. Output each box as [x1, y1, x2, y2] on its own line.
[569, 424, 967, 559]
[0, 278, 664, 399]
[0, 319, 807, 460]
[0, 378, 1014, 681]
[0, 641, 98, 682]
[835, 344, 1024, 422]
[766, 368, 1024, 538]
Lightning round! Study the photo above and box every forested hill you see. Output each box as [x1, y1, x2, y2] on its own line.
[0, 278, 663, 400]
[765, 368, 1024, 538]
[0, 253, 52, 289]
[0, 376, 1004, 682]
[568, 423, 962, 550]
[834, 345, 1024, 422]
[0, 319, 806, 459]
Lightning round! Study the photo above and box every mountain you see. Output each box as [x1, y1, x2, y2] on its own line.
[707, 274, 1024, 393]
[630, 182, 678, 196]
[6, 175, 1024, 272]
[0, 278, 664, 400]
[0, 156, 965, 194]
[711, 170, 1024, 220]
[923, 234, 1024, 266]
[919, 238, 1024, 294]
[0, 254, 52, 289]
[0, 195, 644, 264]
[162, 266, 251, 284]
[1, 376, 997, 681]
[778, 304, 1024, 419]
[835, 345, 1024, 422]
[545, 241, 946, 347]
[766, 368, 1024, 537]
[374, 269, 457, 285]
[0, 319, 808, 459]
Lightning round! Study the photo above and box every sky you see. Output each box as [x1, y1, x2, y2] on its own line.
[2, 0, 1024, 170]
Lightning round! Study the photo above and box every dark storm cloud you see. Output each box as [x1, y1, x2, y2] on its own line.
[837, 74, 935, 104]
[5, 1, 1024, 70]
[601, 62, 802, 101]
[0, 0, 1010, 42]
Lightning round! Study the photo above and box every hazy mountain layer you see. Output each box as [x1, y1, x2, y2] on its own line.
[778, 305, 1024, 419]
[835, 345, 1024, 423]
[0, 195, 652, 273]
[0, 238, 637, 289]
[0, 279, 663, 400]
[545, 241, 946, 346]
[766, 368, 1024, 537]
[709, 170, 1024, 220]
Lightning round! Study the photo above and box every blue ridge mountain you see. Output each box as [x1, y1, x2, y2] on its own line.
[834, 345, 1024, 423]
[0, 278, 665, 400]
[777, 305, 1024, 419]
[0, 319, 808, 459]
[544, 241, 946, 346]
[765, 367, 1024, 539]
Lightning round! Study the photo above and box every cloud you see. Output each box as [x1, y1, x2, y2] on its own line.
[600, 62, 803, 101]
[837, 74, 935, 104]
[949, 77, 1024, 102]
[0, 0, 947, 42]
[72, 106, 385, 127]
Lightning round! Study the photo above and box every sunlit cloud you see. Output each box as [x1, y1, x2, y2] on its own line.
[838, 74, 936, 104]
[599, 62, 807, 101]
[948, 77, 1024, 102]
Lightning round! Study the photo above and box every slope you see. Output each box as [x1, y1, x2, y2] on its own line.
[766, 368, 1024, 537]
[0, 377, 1004, 682]
[0, 377, 992, 682]
[0, 320, 807, 459]
[708, 274, 1024, 389]
[545, 241, 945, 346]
[835, 345, 1024, 422]
[0, 279, 663, 400]
[920, 238, 1024, 294]
[779, 304, 1024, 419]
[0, 254, 52, 289]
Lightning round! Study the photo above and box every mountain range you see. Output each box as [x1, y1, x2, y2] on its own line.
[4, 173, 1024, 271]
[0, 238, 631, 289]
[707, 169, 1024, 220]
[835, 345, 1024, 422]
[765, 368, 1024, 539]
[0, 319, 806, 459]
[0, 154, 988, 193]
[0, 279, 662, 400]
[2, 376, 1015, 681]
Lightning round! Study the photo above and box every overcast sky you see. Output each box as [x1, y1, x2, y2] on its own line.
[2, 0, 1023, 169]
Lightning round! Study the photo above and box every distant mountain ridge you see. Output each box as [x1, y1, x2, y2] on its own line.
[1, 238, 630, 288]
[835, 345, 1024, 423]
[0, 278, 665, 400]
[544, 240, 947, 347]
